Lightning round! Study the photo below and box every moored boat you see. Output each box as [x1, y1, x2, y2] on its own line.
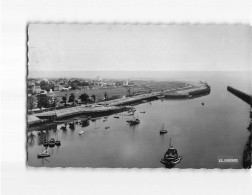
[127, 116, 140, 125]
[48, 138, 56, 147]
[160, 138, 182, 167]
[37, 147, 50, 158]
[160, 124, 168, 134]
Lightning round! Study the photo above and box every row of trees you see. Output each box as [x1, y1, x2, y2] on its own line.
[28, 90, 122, 110]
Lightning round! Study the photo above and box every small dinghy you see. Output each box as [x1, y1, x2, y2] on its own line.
[37, 147, 50, 158]
[105, 126, 110, 129]
[79, 130, 84, 135]
[140, 111, 146, 114]
[202, 102, 205, 106]
[160, 124, 168, 134]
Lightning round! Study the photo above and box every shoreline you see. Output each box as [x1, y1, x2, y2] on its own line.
[27, 82, 210, 128]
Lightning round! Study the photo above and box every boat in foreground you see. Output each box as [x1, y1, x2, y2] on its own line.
[37, 147, 50, 158]
[160, 138, 182, 167]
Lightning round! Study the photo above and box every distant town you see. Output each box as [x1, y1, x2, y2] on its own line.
[27, 76, 191, 114]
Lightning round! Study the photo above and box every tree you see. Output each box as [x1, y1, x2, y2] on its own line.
[37, 94, 49, 109]
[104, 92, 108, 100]
[91, 94, 96, 102]
[40, 80, 52, 92]
[127, 88, 131, 96]
[79, 93, 89, 103]
[69, 93, 75, 105]
[27, 95, 35, 110]
[62, 95, 67, 107]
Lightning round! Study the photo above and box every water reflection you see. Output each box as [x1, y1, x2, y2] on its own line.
[27, 132, 35, 147]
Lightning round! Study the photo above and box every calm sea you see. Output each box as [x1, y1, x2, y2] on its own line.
[27, 71, 251, 168]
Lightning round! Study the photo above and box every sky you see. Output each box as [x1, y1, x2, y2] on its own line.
[28, 24, 252, 77]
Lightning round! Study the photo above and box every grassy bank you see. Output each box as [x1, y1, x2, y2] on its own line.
[53, 81, 188, 102]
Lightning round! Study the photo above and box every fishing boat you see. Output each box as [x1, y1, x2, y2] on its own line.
[114, 116, 119, 118]
[48, 138, 56, 147]
[43, 139, 49, 147]
[37, 146, 50, 158]
[55, 140, 61, 146]
[160, 124, 168, 134]
[127, 116, 140, 125]
[160, 138, 182, 166]
[140, 111, 146, 113]
[78, 130, 84, 135]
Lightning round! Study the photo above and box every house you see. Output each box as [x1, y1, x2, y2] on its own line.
[33, 86, 41, 94]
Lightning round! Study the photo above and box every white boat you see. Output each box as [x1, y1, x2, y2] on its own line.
[160, 124, 168, 134]
[78, 130, 84, 135]
[37, 147, 50, 158]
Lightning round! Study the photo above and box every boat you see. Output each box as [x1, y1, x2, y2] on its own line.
[114, 116, 120, 118]
[140, 111, 146, 113]
[160, 124, 168, 134]
[160, 138, 182, 166]
[37, 147, 50, 158]
[48, 138, 56, 147]
[202, 102, 205, 106]
[79, 130, 84, 135]
[127, 116, 140, 125]
[60, 126, 67, 130]
[55, 140, 61, 146]
[43, 139, 49, 147]
[157, 95, 165, 99]
[105, 126, 110, 129]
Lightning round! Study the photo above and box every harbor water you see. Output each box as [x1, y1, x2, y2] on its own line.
[27, 71, 251, 168]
